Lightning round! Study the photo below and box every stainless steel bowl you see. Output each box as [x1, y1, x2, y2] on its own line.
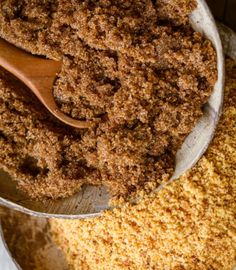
[0, 212, 69, 270]
[0, 222, 21, 270]
[0, 0, 225, 218]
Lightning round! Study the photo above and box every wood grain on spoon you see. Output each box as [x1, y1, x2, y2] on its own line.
[0, 38, 94, 129]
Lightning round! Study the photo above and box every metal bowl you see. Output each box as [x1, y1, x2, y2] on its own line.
[0, 0, 224, 218]
[0, 211, 69, 270]
[0, 222, 21, 270]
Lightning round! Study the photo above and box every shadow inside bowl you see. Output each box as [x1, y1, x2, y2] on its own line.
[0, 170, 110, 218]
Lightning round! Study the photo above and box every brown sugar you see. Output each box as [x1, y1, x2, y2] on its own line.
[0, 0, 217, 199]
[50, 58, 236, 270]
[0, 69, 100, 199]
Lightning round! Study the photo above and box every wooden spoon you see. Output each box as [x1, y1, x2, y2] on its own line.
[0, 38, 93, 129]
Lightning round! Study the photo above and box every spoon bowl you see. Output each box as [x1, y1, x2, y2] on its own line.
[0, 38, 94, 129]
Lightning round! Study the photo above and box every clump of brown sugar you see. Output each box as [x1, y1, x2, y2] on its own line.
[50, 58, 236, 270]
[0, 0, 217, 199]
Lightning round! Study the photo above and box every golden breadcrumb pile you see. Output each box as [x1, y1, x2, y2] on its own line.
[50, 58, 236, 270]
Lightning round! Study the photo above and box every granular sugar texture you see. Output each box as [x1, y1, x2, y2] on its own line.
[50, 59, 236, 270]
[0, 0, 217, 199]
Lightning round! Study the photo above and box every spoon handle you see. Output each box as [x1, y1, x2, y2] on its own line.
[0, 38, 57, 85]
[0, 38, 93, 129]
